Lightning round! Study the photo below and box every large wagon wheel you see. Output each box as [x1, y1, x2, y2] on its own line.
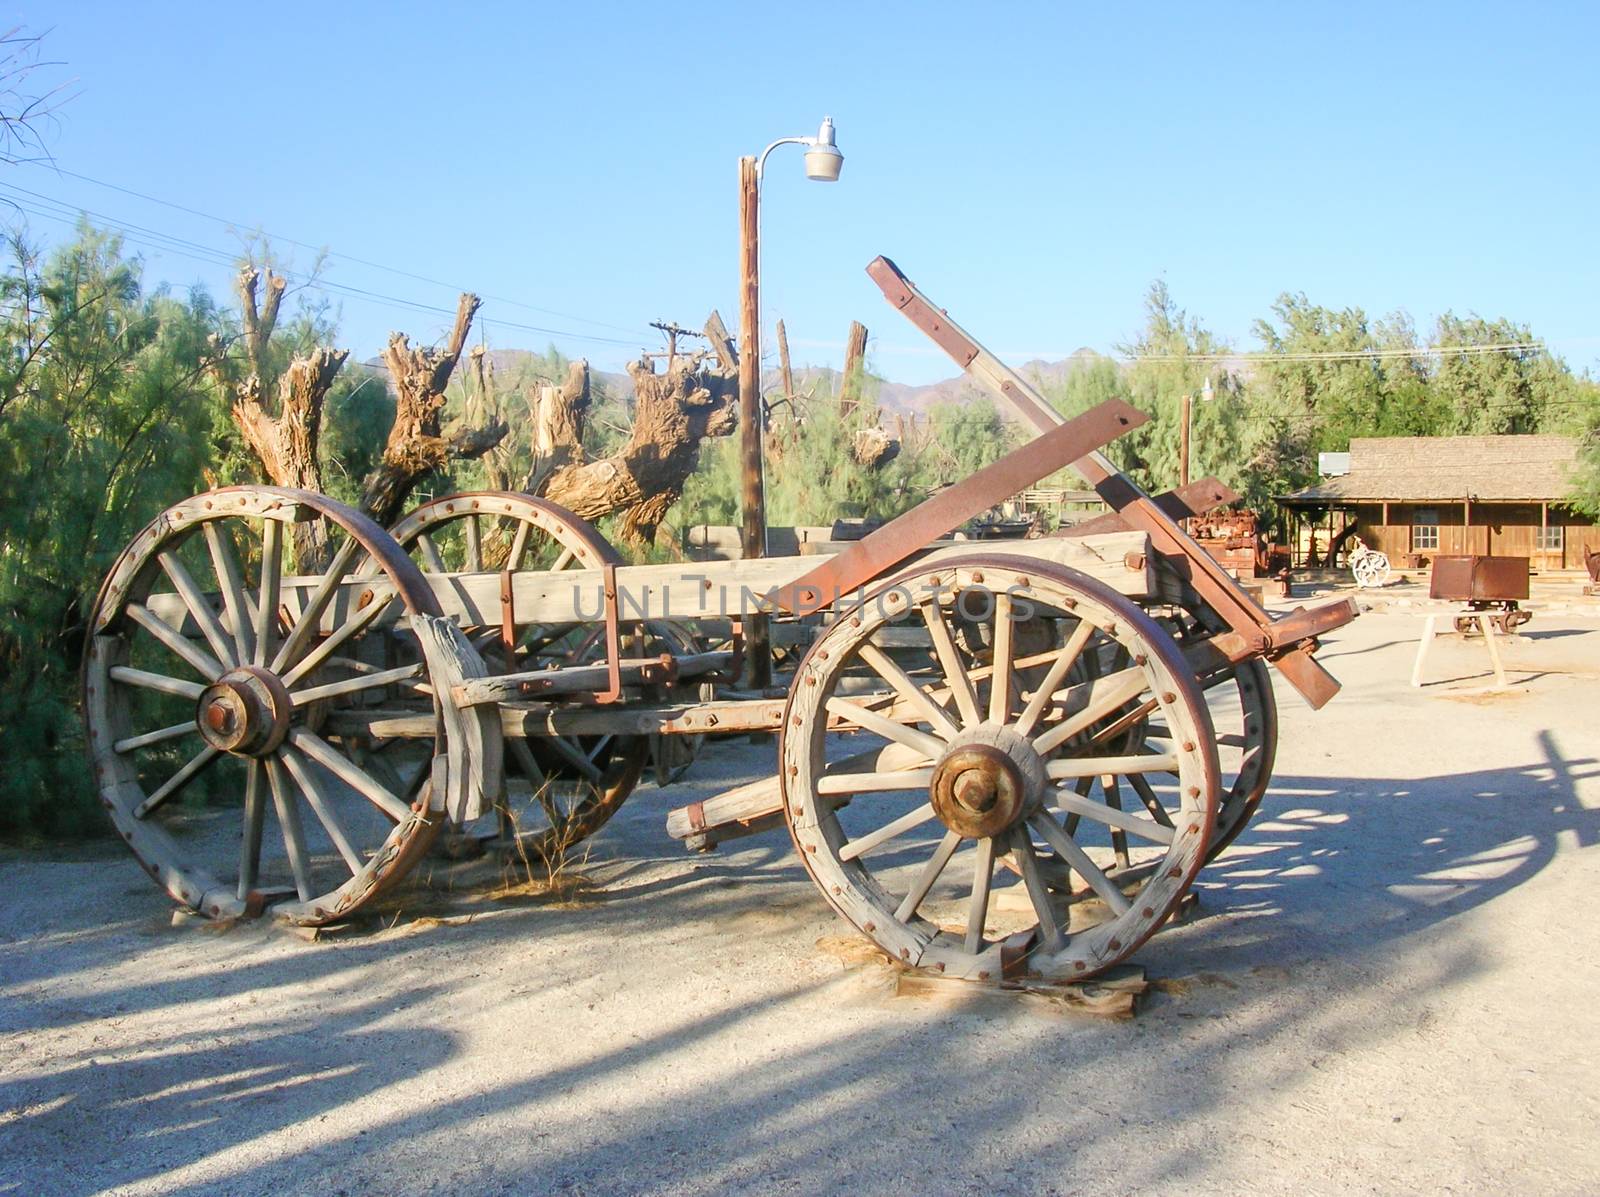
[390, 492, 650, 862]
[780, 555, 1220, 982]
[83, 487, 469, 925]
[1153, 599, 1278, 863]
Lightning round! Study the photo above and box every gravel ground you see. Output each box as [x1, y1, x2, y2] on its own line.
[2, 602, 1598, 1196]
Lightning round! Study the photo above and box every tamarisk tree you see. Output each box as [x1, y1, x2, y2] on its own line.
[212, 268, 507, 552]
[536, 313, 739, 547]
[360, 292, 506, 527]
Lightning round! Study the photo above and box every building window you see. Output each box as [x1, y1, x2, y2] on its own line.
[1535, 525, 1564, 551]
[1412, 508, 1439, 551]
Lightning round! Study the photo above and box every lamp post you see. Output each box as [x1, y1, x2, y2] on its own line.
[738, 116, 843, 688]
[1179, 373, 1214, 491]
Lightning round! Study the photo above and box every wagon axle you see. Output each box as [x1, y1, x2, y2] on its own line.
[930, 731, 1046, 840]
[196, 667, 292, 757]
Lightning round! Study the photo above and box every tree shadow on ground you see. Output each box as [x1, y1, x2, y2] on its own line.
[1, 729, 1595, 1194]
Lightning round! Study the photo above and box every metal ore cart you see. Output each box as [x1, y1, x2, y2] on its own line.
[82, 258, 1357, 981]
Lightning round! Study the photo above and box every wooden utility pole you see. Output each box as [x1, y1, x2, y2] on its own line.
[776, 318, 795, 405]
[737, 154, 772, 687]
[1180, 391, 1191, 490]
[650, 320, 703, 371]
[840, 320, 867, 419]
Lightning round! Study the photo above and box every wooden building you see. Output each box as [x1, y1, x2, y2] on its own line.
[1280, 435, 1598, 571]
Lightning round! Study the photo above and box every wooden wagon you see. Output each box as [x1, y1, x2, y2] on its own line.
[82, 259, 1357, 981]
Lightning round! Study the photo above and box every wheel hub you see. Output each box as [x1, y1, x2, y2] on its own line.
[930, 725, 1047, 839]
[196, 666, 292, 757]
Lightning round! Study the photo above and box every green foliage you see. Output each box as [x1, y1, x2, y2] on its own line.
[321, 368, 395, 504]
[1246, 297, 1593, 507]
[1570, 397, 1600, 520]
[676, 367, 1020, 541]
[0, 224, 223, 835]
[920, 395, 1020, 485]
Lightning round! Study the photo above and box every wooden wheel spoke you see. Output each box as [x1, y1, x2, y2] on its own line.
[543, 735, 604, 782]
[414, 532, 447, 573]
[585, 735, 614, 764]
[816, 768, 935, 796]
[114, 721, 196, 755]
[271, 535, 362, 674]
[157, 549, 237, 669]
[109, 665, 205, 701]
[506, 736, 549, 790]
[893, 830, 961, 923]
[289, 728, 411, 823]
[203, 521, 256, 664]
[1126, 773, 1177, 829]
[857, 643, 960, 740]
[254, 518, 283, 668]
[824, 697, 944, 761]
[1013, 827, 1067, 952]
[134, 745, 220, 818]
[964, 834, 996, 953]
[1015, 618, 1094, 737]
[506, 521, 534, 571]
[551, 546, 578, 572]
[921, 600, 981, 727]
[1029, 814, 1131, 916]
[1049, 783, 1174, 845]
[988, 592, 1014, 724]
[1032, 667, 1152, 755]
[837, 802, 937, 861]
[1046, 752, 1181, 779]
[125, 604, 224, 682]
[265, 757, 314, 901]
[237, 760, 266, 899]
[1087, 697, 1161, 749]
[279, 746, 363, 876]
[463, 515, 482, 573]
[290, 663, 423, 708]
[280, 591, 398, 688]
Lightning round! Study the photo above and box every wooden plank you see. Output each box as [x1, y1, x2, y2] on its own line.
[143, 530, 1161, 636]
[894, 964, 1146, 1018]
[664, 775, 781, 842]
[412, 613, 503, 824]
[1410, 614, 1438, 688]
[664, 743, 921, 842]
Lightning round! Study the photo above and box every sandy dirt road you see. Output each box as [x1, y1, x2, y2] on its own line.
[2, 607, 1598, 1195]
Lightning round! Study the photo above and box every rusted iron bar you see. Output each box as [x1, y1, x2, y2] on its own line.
[866, 255, 1355, 708]
[452, 651, 734, 708]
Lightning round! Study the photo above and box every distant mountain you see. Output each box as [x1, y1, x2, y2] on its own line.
[881, 352, 1103, 416]
[467, 345, 1262, 428]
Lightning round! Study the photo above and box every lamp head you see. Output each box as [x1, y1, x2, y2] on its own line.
[804, 115, 843, 181]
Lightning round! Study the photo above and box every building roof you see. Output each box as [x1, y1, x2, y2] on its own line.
[1281, 435, 1581, 504]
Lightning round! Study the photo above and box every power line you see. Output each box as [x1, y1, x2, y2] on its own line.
[19, 160, 652, 339]
[840, 337, 1557, 365]
[0, 184, 644, 347]
[1130, 344, 1549, 363]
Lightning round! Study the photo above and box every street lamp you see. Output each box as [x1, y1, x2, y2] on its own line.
[738, 116, 844, 687]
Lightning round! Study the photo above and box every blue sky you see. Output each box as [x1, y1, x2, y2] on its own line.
[8, 1, 1597, 384]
